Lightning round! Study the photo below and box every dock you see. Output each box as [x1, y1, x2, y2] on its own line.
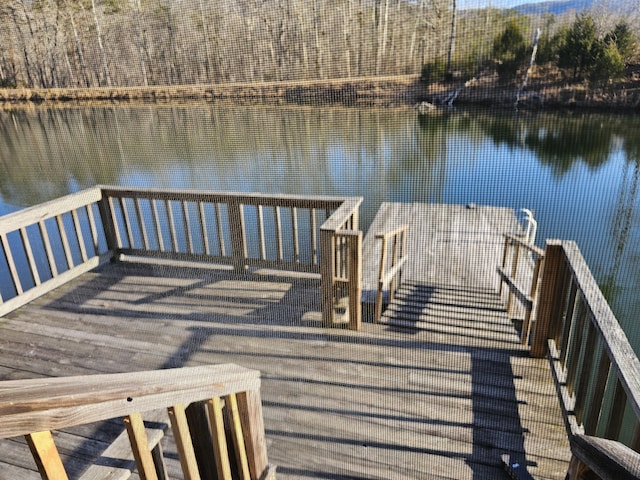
[0, 188, 575, 480]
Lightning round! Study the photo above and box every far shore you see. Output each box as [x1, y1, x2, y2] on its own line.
[1, 74, 639, 112]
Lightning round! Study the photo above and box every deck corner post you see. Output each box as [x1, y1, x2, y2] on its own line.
[531, 240, 564, 358]
[320, 228, 335, 328]
[228, 200, 248, 272]
[348, 231, 363, 331]
[237, 389, 269, 480]
[98, 191, 120, 261]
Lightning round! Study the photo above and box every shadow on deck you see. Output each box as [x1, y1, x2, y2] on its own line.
[0, 260, 569, 479]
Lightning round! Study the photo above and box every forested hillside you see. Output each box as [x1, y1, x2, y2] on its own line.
[0, 0, 637, 91]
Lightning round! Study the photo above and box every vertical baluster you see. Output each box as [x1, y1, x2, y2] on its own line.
[166, 200, 179, 252]
[333, 234, 340, 280]
[228, 201, 247, 271]
[182, 201, 194, 254]
[566, 294, 587, 396]
[215, 203, 226, 257]
[506, 241, 521, 316]
[551, 262, 572, 344]
[135, 198, 150, 251]
[225, 394, 251, 480]
[120, 198, 135, 249]
[124, 413, 159, 480]
[26, 431, 69, 480]
[560, 284, 579, 369]
[292, 207, 299, 263]
[150, 200, 165, 252]
[38, 220, 58, 278]
[521, 253, 544, 345]
[1, 233, 22, 295]
[310, 208, 318, 265]
[400, 229, 406, 287]
[107, 196, 124, 249]
[20, 227, 41, 286]
[167, 404, 202, 480]
[257, 205, 266, 260]
[389, 233, 399, 304]
[531, 242, 564, 357]
[499, 236, 510, 294]
[206, 397, 233, 480]
[583, 348, 611, 436]
[604, 376, 628, 441]
[56, 215, 75, 270]
[199, 202, 210, 256]
[71, 209, 88, 262]
[275, 206, 283, 261]
[574, 319, 598, 425]
[86, 204, 100, 256]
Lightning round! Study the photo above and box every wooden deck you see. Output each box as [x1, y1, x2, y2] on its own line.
[0, 202, 571, 480]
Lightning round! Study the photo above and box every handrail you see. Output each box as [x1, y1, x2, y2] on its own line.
[319, 197, 363, 329]
[497, 232, 545, 344]
[0, 187, 112, 317]
[532, 240, 640, 456]
[1, 186, 363, 332]
[100, 186, 348, 273]
[0, 364, 274, 480]
[374, 224, 408, 324]
[567, 435, 640, 480]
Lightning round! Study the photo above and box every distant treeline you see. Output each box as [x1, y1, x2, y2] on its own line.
[0, 0, 637, 90]
[0, 0, 454, 89]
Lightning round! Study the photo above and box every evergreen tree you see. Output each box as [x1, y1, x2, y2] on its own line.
[557, 13, 598, 81]
[493, 19, 528, 81]
[604, 23, 636, 63]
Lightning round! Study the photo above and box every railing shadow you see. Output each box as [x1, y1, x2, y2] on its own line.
[19, 262, 566, 479]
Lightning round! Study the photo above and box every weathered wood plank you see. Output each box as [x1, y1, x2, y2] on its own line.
[0, 187, 102, 237]
[0, 210, 570, 480]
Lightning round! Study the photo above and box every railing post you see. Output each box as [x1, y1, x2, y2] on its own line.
[506, 242, 521, 316]
[531, 240, 564, 358]
[228, 200, 248, 272]
[237, 389, 270, 480]
[98, 190, 119, 260]
[348, 231, 362, 331]
[320, 228, 335, 327]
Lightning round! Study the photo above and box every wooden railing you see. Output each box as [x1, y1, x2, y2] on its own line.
[100, 186, 348, 274]
[319, 198, 363, 330]
[497, 233, 545, 344]
[0, 187, 111, 317]
[374, 224, 408, 324]
[0, 364, 274, 480]
[0, 186, 364, 330]
[531, 240, 640, 477]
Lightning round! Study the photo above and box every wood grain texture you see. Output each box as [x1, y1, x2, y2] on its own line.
[0, 255, 570, 479]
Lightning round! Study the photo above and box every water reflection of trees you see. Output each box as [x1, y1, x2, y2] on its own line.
[476, 111, 640, 175]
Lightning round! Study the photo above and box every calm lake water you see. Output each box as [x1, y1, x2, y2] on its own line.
[1, 104, 639, 352]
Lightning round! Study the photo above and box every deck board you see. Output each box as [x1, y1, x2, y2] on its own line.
[0, 202, 570, 480]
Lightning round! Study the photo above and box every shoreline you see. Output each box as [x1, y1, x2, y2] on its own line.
[1, 74, 639, 113]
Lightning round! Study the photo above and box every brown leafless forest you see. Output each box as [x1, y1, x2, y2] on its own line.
[0, 0, 637, 90]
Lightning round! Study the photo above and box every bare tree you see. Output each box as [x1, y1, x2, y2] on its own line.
[90, 0, 111, 86]
[447, 0, 457, 76]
